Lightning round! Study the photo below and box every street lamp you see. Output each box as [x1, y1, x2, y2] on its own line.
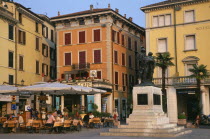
[21, 79, 24, 86]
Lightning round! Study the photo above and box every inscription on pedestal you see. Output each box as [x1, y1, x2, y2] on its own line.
[137, 94, 148, 105]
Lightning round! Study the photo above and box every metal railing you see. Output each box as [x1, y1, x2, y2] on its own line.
[72, 63, 90, 70]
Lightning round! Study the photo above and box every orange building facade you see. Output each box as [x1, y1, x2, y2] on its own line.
[51, 5, 145, 117]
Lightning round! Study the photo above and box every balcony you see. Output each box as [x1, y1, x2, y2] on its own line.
[72, 63, 90, 70]
[153, 76, 210, 87]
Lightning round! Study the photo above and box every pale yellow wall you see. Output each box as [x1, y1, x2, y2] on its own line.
[146, 1, 210, 77]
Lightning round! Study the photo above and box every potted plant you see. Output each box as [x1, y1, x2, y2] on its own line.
[178, 113, 187, 125]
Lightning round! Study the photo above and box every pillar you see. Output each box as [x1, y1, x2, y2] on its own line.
[81, 95, 85, 113]
[201, 86, 209, 115]
[167, 86, 178, 123]
[107, 94, 113, 114]
[61, 95, 64, 113]
[94, 93, 101, 112]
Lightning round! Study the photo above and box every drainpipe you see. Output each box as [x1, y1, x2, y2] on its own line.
[111, 24, 114, 102]
[15, 6, 18, 86]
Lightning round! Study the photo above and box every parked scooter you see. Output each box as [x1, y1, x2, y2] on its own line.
[200, 114, 210, 125]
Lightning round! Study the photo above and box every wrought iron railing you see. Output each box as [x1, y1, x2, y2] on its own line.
[72, 63, 90, 70]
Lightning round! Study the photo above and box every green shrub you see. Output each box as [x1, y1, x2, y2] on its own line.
[178, 113, 186, 119]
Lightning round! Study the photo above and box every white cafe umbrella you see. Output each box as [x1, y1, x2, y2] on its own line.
[0, 85, 18, 93]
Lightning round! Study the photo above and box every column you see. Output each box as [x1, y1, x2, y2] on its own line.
[61, 95, 64, 113]
[167, 86, 178, 123]
[81, 95, 85, 113]
[107, 94, 113, 114]
[201, 86, 208, 115]
[94, 93, 101, 112]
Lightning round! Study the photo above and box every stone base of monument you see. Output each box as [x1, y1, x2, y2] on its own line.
[100, 86, 192, 137]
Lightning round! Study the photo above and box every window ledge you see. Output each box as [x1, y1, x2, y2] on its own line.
[114, 63, 119, 65]
[19, 69, 24, 72]
[63, 65, 72, 67]
[92, 41, 101, 43]
[35, 49, 40, 52]
[183, 49, 197, 52]
[18, 43, 26, 45]
[63, 44, 72, 46]
[92, 63, 102, 64]
[78, 43, 87, 45]
[36, 73, 40, 75]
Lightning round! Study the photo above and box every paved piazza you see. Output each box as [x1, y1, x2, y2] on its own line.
[0, 126, 210, 139]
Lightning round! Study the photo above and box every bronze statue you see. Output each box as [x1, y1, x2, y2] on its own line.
[138, 47, 155, 86]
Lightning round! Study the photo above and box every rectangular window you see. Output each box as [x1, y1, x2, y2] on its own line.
[65, 33, 71, 45]
[114, 51, 118, 64]
[125, 74, 128, 86]
[50, 48, 55, 60]
[122, 73, 125, 86]
[19, 55, 24, 70]
[117, 32, 120, 44]
[94, 50, 101, 63]
[79, 19, 85, 25]
[128, 37, 132, 50]
[36, 61, 39, 74]
[64, 53, 71, 66]
[8, 51, 13, 68]
[79, 31, 85, 43]
[158, 38, 167, 53]
[153, 16, 158, 27]
[159, 15, 165, 26]
[51, 30, 54, 42]
[134, 41, 137, 51]
[42, 44, 48, 57]
[79, 51, 86, 69]
[94, 17, 100, 23]
[122, 34, 125, 46]
[186, 64, 194, 76]
[129, 55, 132, 68]
[8, 24, 14, 40]
[9, 75, 14, 85]
[112, 30, 116, 42]
[93, 29, 100, 42]
[97, 71, 102, 79]
[19, 13, 22, 23]
[35, 22, 39, 32]
[18, 30, 26, 44]
[165, 14, 171, 26]
[115, 72, 118, 84]
[36, 37, 39, 50]
[122, 53, 125, 66]
[185, 35, 195, 50]
[185, 10, 195, 23]
[42, 63, 48, 76]
[42, 25, 48, 38]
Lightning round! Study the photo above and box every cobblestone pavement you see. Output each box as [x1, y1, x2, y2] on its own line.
[0, 126, 210, 139]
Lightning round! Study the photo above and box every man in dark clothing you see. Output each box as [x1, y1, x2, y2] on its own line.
[83, 113, 89, 127]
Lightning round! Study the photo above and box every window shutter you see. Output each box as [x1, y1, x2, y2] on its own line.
[65, 33, 71, 45]
[122, 34, 124, 45]
[46, 65, 48, 76]
[94, 50, 101, 63]
[18, 30, 21, 43]
[122, 53, 125, 66]
[122, 73, 125, 86]
[79, 51, 86, 69]
[51, 30, 54, 42]
[112, 30, 115, 42]
[36, 37, 39, 50]
[65, 53, 71, 65]
[97, 71, 102, 79]
[159, 15, 165, 26]
[185, 35, 195, 50]
[129, 55, 132, 68]
[185, 10, 194, 23]
[114, 51, 118, 64]
[79, 31, 85, 43]
[23, 31, 26, 44]
[46, 27, 48, 38]
[36, 61, 39, 74]
[9, 25, 14, 40]
[19, 56, 23, 70]
[153, 16, 158, 27]
[128, 37, 131, 49]
[46, 45, 48, 57]
[158, 38, 167, 53]
[9, 51, 13, 68]
[117, 32, 120, 44]
[115, 72, 118, 84]
[135, 41, 137, 51]
[165, 14, 171, 26]
[125, 74, 128, 86]
[94, 29, 100, 42]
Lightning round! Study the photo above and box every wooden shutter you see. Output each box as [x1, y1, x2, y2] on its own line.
[94, 50, 101, 63]
[19, 56, 23, 70]
[79, 51, 86, 69]
[46, 65, 48, 76]
[65, 53, 71, 65]
[36, 37, 39, 50]
[9, 25, 14, 40]
[117, 32, 120, 44]
[185, 35, 195, 50]
[122, 34, 124, 45]
[114, 51, 118, 64]
[97, 71, 102, 79]
[18, 30, 21, 43]
[115, 72, 118, 84]
[94, 29, 100, 42]
[79, 31, 85, 43]
[51, 30, 54, 42]
[122, 73, 125, 86]
[65, 33, 71, 45]
[128, 37, 131, 49]
[158, 38, 167, 52]
[159, 15, 164, 26]
[9, 51, 13, 68]
[129, 55, 132, 68]
[185, 10, 194, 23]
[125, 74, 128, 86]
[153, 16, 158, 27]
[135, 41, 137, 51]
[112, 30, 115, 42]
[46, 27, 48, 38]
[165, 14, 171, 26]
[36, 61, 39, 74]
[46, 45, 48, 57]
[122, 53, 125, 66]
[23, 31, 26, 44]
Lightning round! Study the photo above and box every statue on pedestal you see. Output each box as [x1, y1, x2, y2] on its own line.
[138, 47, 155, 86]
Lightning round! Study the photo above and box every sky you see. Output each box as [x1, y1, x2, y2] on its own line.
[13, 0, 164, 27]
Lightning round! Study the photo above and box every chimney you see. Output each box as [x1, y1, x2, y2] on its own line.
[108, 4, 110, 9]
[129, 17, 133, 22]
[58, 11, 60, 16]
[124, 14, 126, 18]
[90, 5, 93, 11]
[115, 8, 119, 13]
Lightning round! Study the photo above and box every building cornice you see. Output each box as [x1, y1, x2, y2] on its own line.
[0, 6, 17, 24]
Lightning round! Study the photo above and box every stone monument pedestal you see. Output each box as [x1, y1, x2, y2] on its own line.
[101, 86, 191, 137]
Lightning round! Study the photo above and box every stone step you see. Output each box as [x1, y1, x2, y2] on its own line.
[100, 129, 192, 137]
[109, 126, 185, 133]
[118, 123, 177, 129]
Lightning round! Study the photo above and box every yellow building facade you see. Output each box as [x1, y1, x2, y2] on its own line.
[141, 0, 210, 123]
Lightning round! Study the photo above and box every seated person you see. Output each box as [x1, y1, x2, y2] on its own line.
[83, 113, 89, 127]
[46, 112, 56, 133]
[89, 112, 94, 119]
[17, 113, 24, 127]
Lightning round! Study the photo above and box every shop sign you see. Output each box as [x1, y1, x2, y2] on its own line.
[77, 82, 92, 87]
[0, 95, 11, 102]
[11, 104, 17, 110]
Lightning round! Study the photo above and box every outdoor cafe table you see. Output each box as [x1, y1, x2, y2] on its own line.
[104, 118, 114, 127]
[53, 122, 64, 127]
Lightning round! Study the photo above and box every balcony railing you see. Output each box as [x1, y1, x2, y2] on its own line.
[72, 63, 90, 70]
[153, 76, 210, 87]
